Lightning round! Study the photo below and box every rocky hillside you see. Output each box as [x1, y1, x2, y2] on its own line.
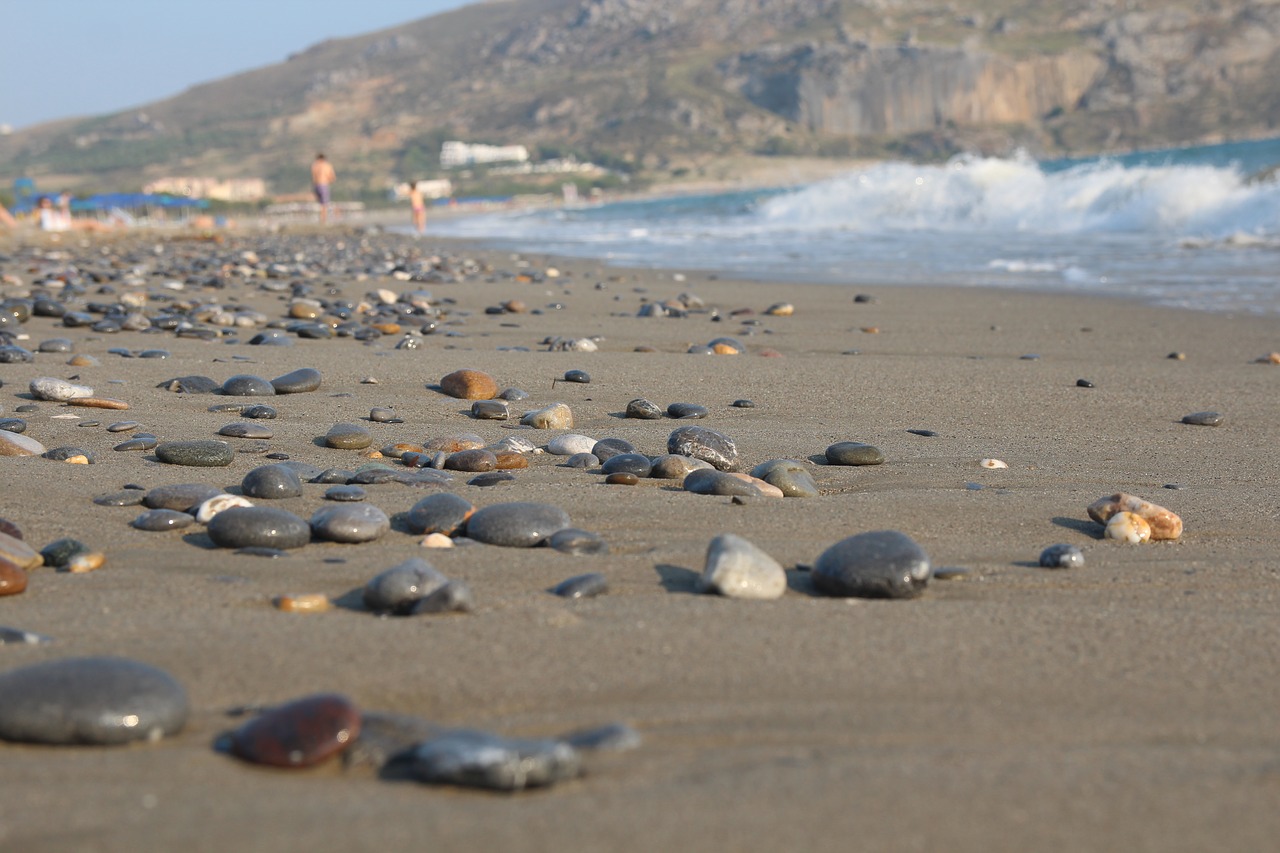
[3, 0, 1278, 195]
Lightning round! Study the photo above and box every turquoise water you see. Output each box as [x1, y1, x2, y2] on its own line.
[429, 137, 1280, 314]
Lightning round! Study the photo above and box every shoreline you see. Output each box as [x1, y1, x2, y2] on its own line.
[2, 228, 1279, 851]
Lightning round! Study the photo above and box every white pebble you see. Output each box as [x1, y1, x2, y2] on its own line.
[980, 458, 1008, 469]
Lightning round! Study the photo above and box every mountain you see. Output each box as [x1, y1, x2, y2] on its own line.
[3, 0, 1279, 197]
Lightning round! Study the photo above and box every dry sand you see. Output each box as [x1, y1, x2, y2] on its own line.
[1, 227, 1279, 852]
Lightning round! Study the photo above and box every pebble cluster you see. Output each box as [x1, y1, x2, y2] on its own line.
[0, 231, 1211, 797]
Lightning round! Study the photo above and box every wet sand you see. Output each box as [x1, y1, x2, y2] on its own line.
[1, 227, 1279, 851]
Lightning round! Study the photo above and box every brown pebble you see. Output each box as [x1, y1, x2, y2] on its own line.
[66, 552, 106, 573]
[273, 593, 332, 613]
[712, 343, 740, 355]
[229, 693, 361, 768]
[439, 369, 499, 400]
[67, 354, 100, 367]
[0, 532, 42, 570]
[65, 397, 130, 410]
[382, 443, 425, 459]
[0, 558, 29, 596]
[444, 449, 497, 473]
[493, 451, 529, 470]
[606, 472, 639, 485]
[758, 348, 783, 358]
[371, 322, 402, 335]
[861, 327, 880, 334]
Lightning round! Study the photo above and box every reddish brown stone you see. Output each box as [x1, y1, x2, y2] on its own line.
[439, 369, 498, 400]
[0, 518, 22, 540]
[443, 449, 497, 473]
[0, 558, 28, 596]
[229, 693, 361, 768]
[493, 452, 529, 470]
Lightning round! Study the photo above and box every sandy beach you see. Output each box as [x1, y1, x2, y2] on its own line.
[1, 225, 1279, 852]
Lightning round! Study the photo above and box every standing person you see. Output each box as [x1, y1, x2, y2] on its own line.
[311, 153, 336, 224]
[409, 180, 426, 234]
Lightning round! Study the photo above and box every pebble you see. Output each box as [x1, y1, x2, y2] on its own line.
[470, 400, 510, 420]
[667, 402, 708, 419]
[764, 302, 794, 316]
[310, 504, 390, 543]
[270, 367, 322, 394]
[498, 387, 530, 401]
[562, 369, 590, 383]
[218, 422, 274, 440]
[369, 407, 399, 424]
[145, 483, 224, 511]
[439, 368, 499, 400]
[445, 449, 497, 472]
[547, 434, 597, 456]
[324, 484, 367, 502]
[410, 730, 581, 791]
[408, 493, 475, 536]
[1039, 543, 1085, 569]
[650, 454, 713, 479]
[195, 494, 254, 523]
[468, 471, 516, 487]
[207, 506, 312, 550]
[625, 398, 664, 419]
[29, 377, 93, 402]
[131, 509, 197, 531]
[423, 433, 486, 453]
[160, 375, 220, 394]
[907, 429, 939, 437]
[1182, 411, 1224, 426]
[565, 451, 599, 468]
[241, 464, 304, 499]
[548, 529, 609, 555]
[521, 402, 574, 430]
[0, 561, 27, 596]
[43, 446, 95, 464]
[1105, 511, 1151, 544]
[591, 438, 637, 462]
[107, 421, 141, 433]
[465, 502, 571, 547]
[979, 458, 1008, 469]
[749, 459, 819, 497]
[0, 417, 29, 434]
[67, 397, 130, 411]
[699, 533, 787, 599]
[812, 530, 932, 599]
[0, 430, 45, 457]
[932, 567, 971, 580]
[228, 693, 361, 768]
[493, 451, 528, 470]
[551, 572, 609, 597]
[0, 657, 188, 745]
[114, 433, 159, 452]
[420, 533, 454, 548]
[825, 442, 886, 466]
[363, 557, 449, 614]
[1087, 492, 1182, 540]
[1077, 379, 1095, 388]
[156, 440, 235, 467]
[220, 374, 277, 396]
[667, 425, 738, 471]
[325, 423, 373, 450]
[273, 593, 331, 613]
[241, 405, 278, 420]
[409, 580, 475, 615]
[0, 626, 51, 645]
[605, 472, 639, 485]
[0, 532, 40, 571]
[94, 489, 146, 507]
[730, 399, 756, 408]
[683, 469, 764, 497]
[602, 453, 652, 478]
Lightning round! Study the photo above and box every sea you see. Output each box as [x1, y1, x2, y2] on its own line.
[427, 137, 1280, 315]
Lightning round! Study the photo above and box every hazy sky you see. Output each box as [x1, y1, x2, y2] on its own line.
[0, 0, 479, 131]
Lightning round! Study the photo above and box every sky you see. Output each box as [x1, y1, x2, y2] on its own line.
[0, 0, 479, 131]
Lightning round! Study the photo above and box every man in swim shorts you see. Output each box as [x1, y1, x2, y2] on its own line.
[311, 153, 336, 224]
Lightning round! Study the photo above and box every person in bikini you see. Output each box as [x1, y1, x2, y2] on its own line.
[311, 153, 336, 224]
[409, 181, 426, 234]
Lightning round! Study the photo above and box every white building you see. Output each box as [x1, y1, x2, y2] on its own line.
[143, 176, 267, 202]
[440, 140, 529, 168]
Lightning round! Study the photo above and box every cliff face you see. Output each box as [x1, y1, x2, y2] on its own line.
[3, 0, 1279, 190]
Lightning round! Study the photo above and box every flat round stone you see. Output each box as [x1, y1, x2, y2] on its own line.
[131, 509, 196, 531]
[605, 472, 639, 485]
[219, 422, 274, 440]
[408, 493, 475, 535]
[94, 489, 146, 507]
[812, 530, 931, 599]
[564, 452, 599, 469]
[650, 454, 714, 479]
[439, 369, 498, 400]
[470, 400, 509, 420]
[324, 485, 366, 502]
[563, 369, 590, 383]
[551, 572, 609, 597]
[468, 472, 516, 487]
[1182, 411, 1224, 426]
[825, 442, 886, 466]
[241, 405, 278, 420]
[444, 449, 497, 473]
[156, 440, 234, 467]
[220, 374, 276, 396]
[159, 375, 220, 394]
[310, 503, 390, 543]
[270, 368, 322, 394]
[325, 423, 372, 450]
[229, 693, 360, 768]
[591, 438, 636, 462]
[207, 506, 311, 550]
[465, 502, 571, 547]
[547, 434, 597, 456]
[683, 468, 762, 497]
[363, 557, 449, 614]
[114, 434, 158, 452]
[410, 730, 581, 791]
[667, 402, 708, 419]
[369, 407, 399, 423]
[0, 657, 188, 745]
[668, 425, 737, 471]
[241, 464, 304, 499]
[548, 529, 609, 556]
[144, 483, 224, 511]
[750, 459, 819, 497]
[601, 453, 652, 478]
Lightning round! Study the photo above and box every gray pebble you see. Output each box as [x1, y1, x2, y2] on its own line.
[625, 398, 664, 419]
[468, 472, 516, 487]
[410, 730, 581, 791]
[325, 423, 372, 450]
[592, 438, 637, 462]
[548, 529, 609, 556]
[1182, 411, 1224, 426]
[325, 485, 367, 502]
[131, 509, 196, 532]
[668, 425, 738, 471]
[0, 626, 52, 645]
[825, 442, 886, 466]
[601, 453, 652, 478]
[812, 530, 931, 599]
[220, 374, 276, 396]
[219, 422, 274, 440]
[310, 503, 390, 543]
[667, 402, 708, 419]
[207, 506, 311, 550]
[730, 399, 756, 409]
[144, 483, 224, 511]
[564, 452, 599, 469]
[408, 493, 474, 536]
[683, 469, 762, 497]
[159, 375, 220, 394]
[562, 369, 590, 383]
[465, 502, 571, 547]
[270, 367, 322, 394]
[650, 454, 714, 479]
[155, 440, 234, 467]
[498, 387, 529, 401]
[699, 533, 786, 599]
[1038, 543, 1085, 569]
[241, 464, 303, 499]
[241, 405, 278, 420]
[106, 421, 140, 433]
[550, 572, 609, 597]
[470, 400, 510, 420]
[750, 459, 819, 497]
[409, 580, 474, 615]
[369, 407, 399, 423]
[363, 557, 449, 614]
[94, 489, 146, 507]
[0, 657, 188, 745]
